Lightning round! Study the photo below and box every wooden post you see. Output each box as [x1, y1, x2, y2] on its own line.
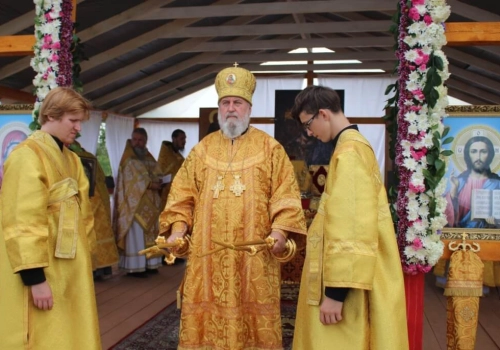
[306, 60, 314, 86]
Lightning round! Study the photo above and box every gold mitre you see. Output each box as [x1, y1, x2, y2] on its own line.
[215, 63, 256, 105]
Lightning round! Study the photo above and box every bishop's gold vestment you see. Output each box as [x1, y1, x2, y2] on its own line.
[160, 127, 307, 350]
[157, 140, 185, 209]
[293, 130, 408, 350]
[0, 131, 101, 350]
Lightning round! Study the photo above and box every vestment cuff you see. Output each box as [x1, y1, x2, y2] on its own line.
[19, 268, 46, 286]
[172, 221, 187, 235]
[272, 229, 288, 238]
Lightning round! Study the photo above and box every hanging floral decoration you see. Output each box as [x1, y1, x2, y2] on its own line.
[384, 0, 452, 274]
[30, 0, 74, 130]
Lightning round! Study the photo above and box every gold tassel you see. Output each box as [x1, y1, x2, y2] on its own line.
[177, 289, 181, 309]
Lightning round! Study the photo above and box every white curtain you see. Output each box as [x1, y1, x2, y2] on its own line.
[251, 78, 306, 117]
[317, 76, 396, 117]
[78, 110, 102, 155]
[139, 120, 199, 160]
[106, 113, 135, 180]
[251, 123, 274, 137]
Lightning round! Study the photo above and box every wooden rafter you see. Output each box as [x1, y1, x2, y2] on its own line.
[141, 0, 396, 20]
[183, 37, 394, 52]
[0, 0, 175, 80]
[162, 21, 393, 39]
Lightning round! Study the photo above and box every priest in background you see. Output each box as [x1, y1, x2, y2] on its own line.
[160, 65, 306, 349]
[70, 141, 119, 279]
[114, 128, 163, 277]
[0, 87, 101, 349]
[157, 128, 186, 210]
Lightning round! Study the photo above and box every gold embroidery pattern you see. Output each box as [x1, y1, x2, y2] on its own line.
[160, 128, 306, 349]
[325, 240, 377, 257]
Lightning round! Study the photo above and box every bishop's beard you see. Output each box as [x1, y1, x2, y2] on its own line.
[218, 111, 250, 138]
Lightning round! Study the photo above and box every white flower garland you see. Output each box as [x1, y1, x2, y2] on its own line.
[31, 0, 63, 120]
[396, 0, 451, 274]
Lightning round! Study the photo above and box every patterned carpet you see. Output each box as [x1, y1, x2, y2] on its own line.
[111, 284, 299, 350]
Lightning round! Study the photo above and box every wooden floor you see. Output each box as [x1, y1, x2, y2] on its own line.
[96, 265, 500, 350]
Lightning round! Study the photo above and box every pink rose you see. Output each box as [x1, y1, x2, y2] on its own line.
[408, 7, 420, 21]
[412, 238, 423, 250]
[423, 15, 433, 25]
[412, 0, 425, 5]
[409, 183, 425, 193]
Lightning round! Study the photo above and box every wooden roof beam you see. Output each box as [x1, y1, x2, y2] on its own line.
[449, 65, 500, 94]
[444, 47, 500, 75]
[447, 77, 500, 105]
[186, 37, 394, 52]
[197, 51, 396, 63]
[161, 21, 393, 38]
[0, 0, 175, 80]
[115, 65, 224, 113]
[447, 88, 491, 105]
[141, 0, 396, 20]
[84, 10, 254, 94]
[447, 0, 500, 22]
[0, 85, 36, 103]
[446, 22, 500, 46]
[77, 0, 244, 79]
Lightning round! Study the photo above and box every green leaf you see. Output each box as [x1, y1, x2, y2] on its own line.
[385, 84, 396, 95]
[435, 159, 445, 172]
[428, 89, 440, 108]
[434, 56, 444, 71]
[441, 150, 453, 156]
[442, 136, 453, 145]
[442, 126, 450, 138]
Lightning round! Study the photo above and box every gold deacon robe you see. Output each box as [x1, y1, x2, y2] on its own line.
[0, 131, 101, 350]
[71, 144, 119, 271]
[157, 140, 185, 209]
[160, 127, 307, 350]
[114, 140, 162, 261]
[293, 130, 408, 350]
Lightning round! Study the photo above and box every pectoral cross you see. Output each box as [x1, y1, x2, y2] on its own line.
[212, 175, 225, 198]
[230, 174, 246, 196]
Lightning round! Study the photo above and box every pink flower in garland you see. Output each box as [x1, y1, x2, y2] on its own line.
[410, 146, 427, 161]
[412, 238, 423, 250]
[408, 7, 420, 21]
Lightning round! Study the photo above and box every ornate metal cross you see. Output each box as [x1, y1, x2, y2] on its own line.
[212, 175, 225, 198]
[230, 174, 246, 196]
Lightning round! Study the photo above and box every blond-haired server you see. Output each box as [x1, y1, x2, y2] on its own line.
[0, 87, 101, 350]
